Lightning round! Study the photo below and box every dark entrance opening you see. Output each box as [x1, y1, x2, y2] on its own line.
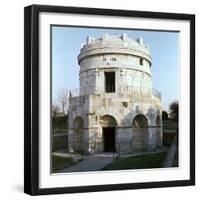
[103, 127, 115, 152]
[105, 72, 115, 93]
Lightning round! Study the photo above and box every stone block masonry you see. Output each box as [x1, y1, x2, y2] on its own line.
[68, 33, 162, 154]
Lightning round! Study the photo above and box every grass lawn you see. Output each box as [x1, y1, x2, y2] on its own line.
[52, 155, 77, 172]
[103, 152, 167, 170]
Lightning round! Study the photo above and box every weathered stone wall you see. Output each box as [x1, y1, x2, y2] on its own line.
[52, 134, 68, 151]
[68, 93, 162, 154]
[79, 67, 152, 96]
[68, 33, 162, 154]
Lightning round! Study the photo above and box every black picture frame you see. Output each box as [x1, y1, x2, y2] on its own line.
[24, 4, 195, 195]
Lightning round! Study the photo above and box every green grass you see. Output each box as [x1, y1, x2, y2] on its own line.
[103, 152, 167, 170]
[52, 155, 77, 172]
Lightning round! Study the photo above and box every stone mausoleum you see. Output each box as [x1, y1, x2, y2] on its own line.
[68, 33, 162, 154]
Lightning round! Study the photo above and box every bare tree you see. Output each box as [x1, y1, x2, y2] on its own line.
[52, 103, 60, 119]
[56, 88, 69, 114]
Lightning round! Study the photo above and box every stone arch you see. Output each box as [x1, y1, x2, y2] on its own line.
[100, 115, 117, 127]
[131, 114, 148, 151]
[132, 114, 148, 127]
[73, 116, 84, 152]
[98, 106, 120, 125]
[156, 115, 161, 126]
[100, 115, 117, 152]
[73, 116, 84, 129]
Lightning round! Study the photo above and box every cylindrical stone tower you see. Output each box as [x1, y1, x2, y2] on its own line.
[68, 33, 162, 154]
[78, 33, 152, 96]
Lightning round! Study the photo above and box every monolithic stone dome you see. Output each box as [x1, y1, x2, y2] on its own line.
[78, 33, 152, 66]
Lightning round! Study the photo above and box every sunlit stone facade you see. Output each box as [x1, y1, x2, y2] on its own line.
[68, 33, 162, 154]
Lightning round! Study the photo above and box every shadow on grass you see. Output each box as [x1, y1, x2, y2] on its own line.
[52, 155, 77, 172]
[103, 152, 167, 170]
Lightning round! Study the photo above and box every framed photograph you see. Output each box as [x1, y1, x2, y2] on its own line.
[24, 4, 195, 195]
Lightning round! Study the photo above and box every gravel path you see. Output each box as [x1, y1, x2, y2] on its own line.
[57, 153, 114, 173]
[55, 147, 168, 173]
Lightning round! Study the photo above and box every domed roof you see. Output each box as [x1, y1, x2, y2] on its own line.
[80, 33, 150, 52]
[78, 33, 152, 64]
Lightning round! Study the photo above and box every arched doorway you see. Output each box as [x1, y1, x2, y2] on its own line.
[132, 114, 148, 150]
[100, 115, 117, 152]
[73, 116, 84, 152]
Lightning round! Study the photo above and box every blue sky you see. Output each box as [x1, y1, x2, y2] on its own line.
[52, 26, 179, 110]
